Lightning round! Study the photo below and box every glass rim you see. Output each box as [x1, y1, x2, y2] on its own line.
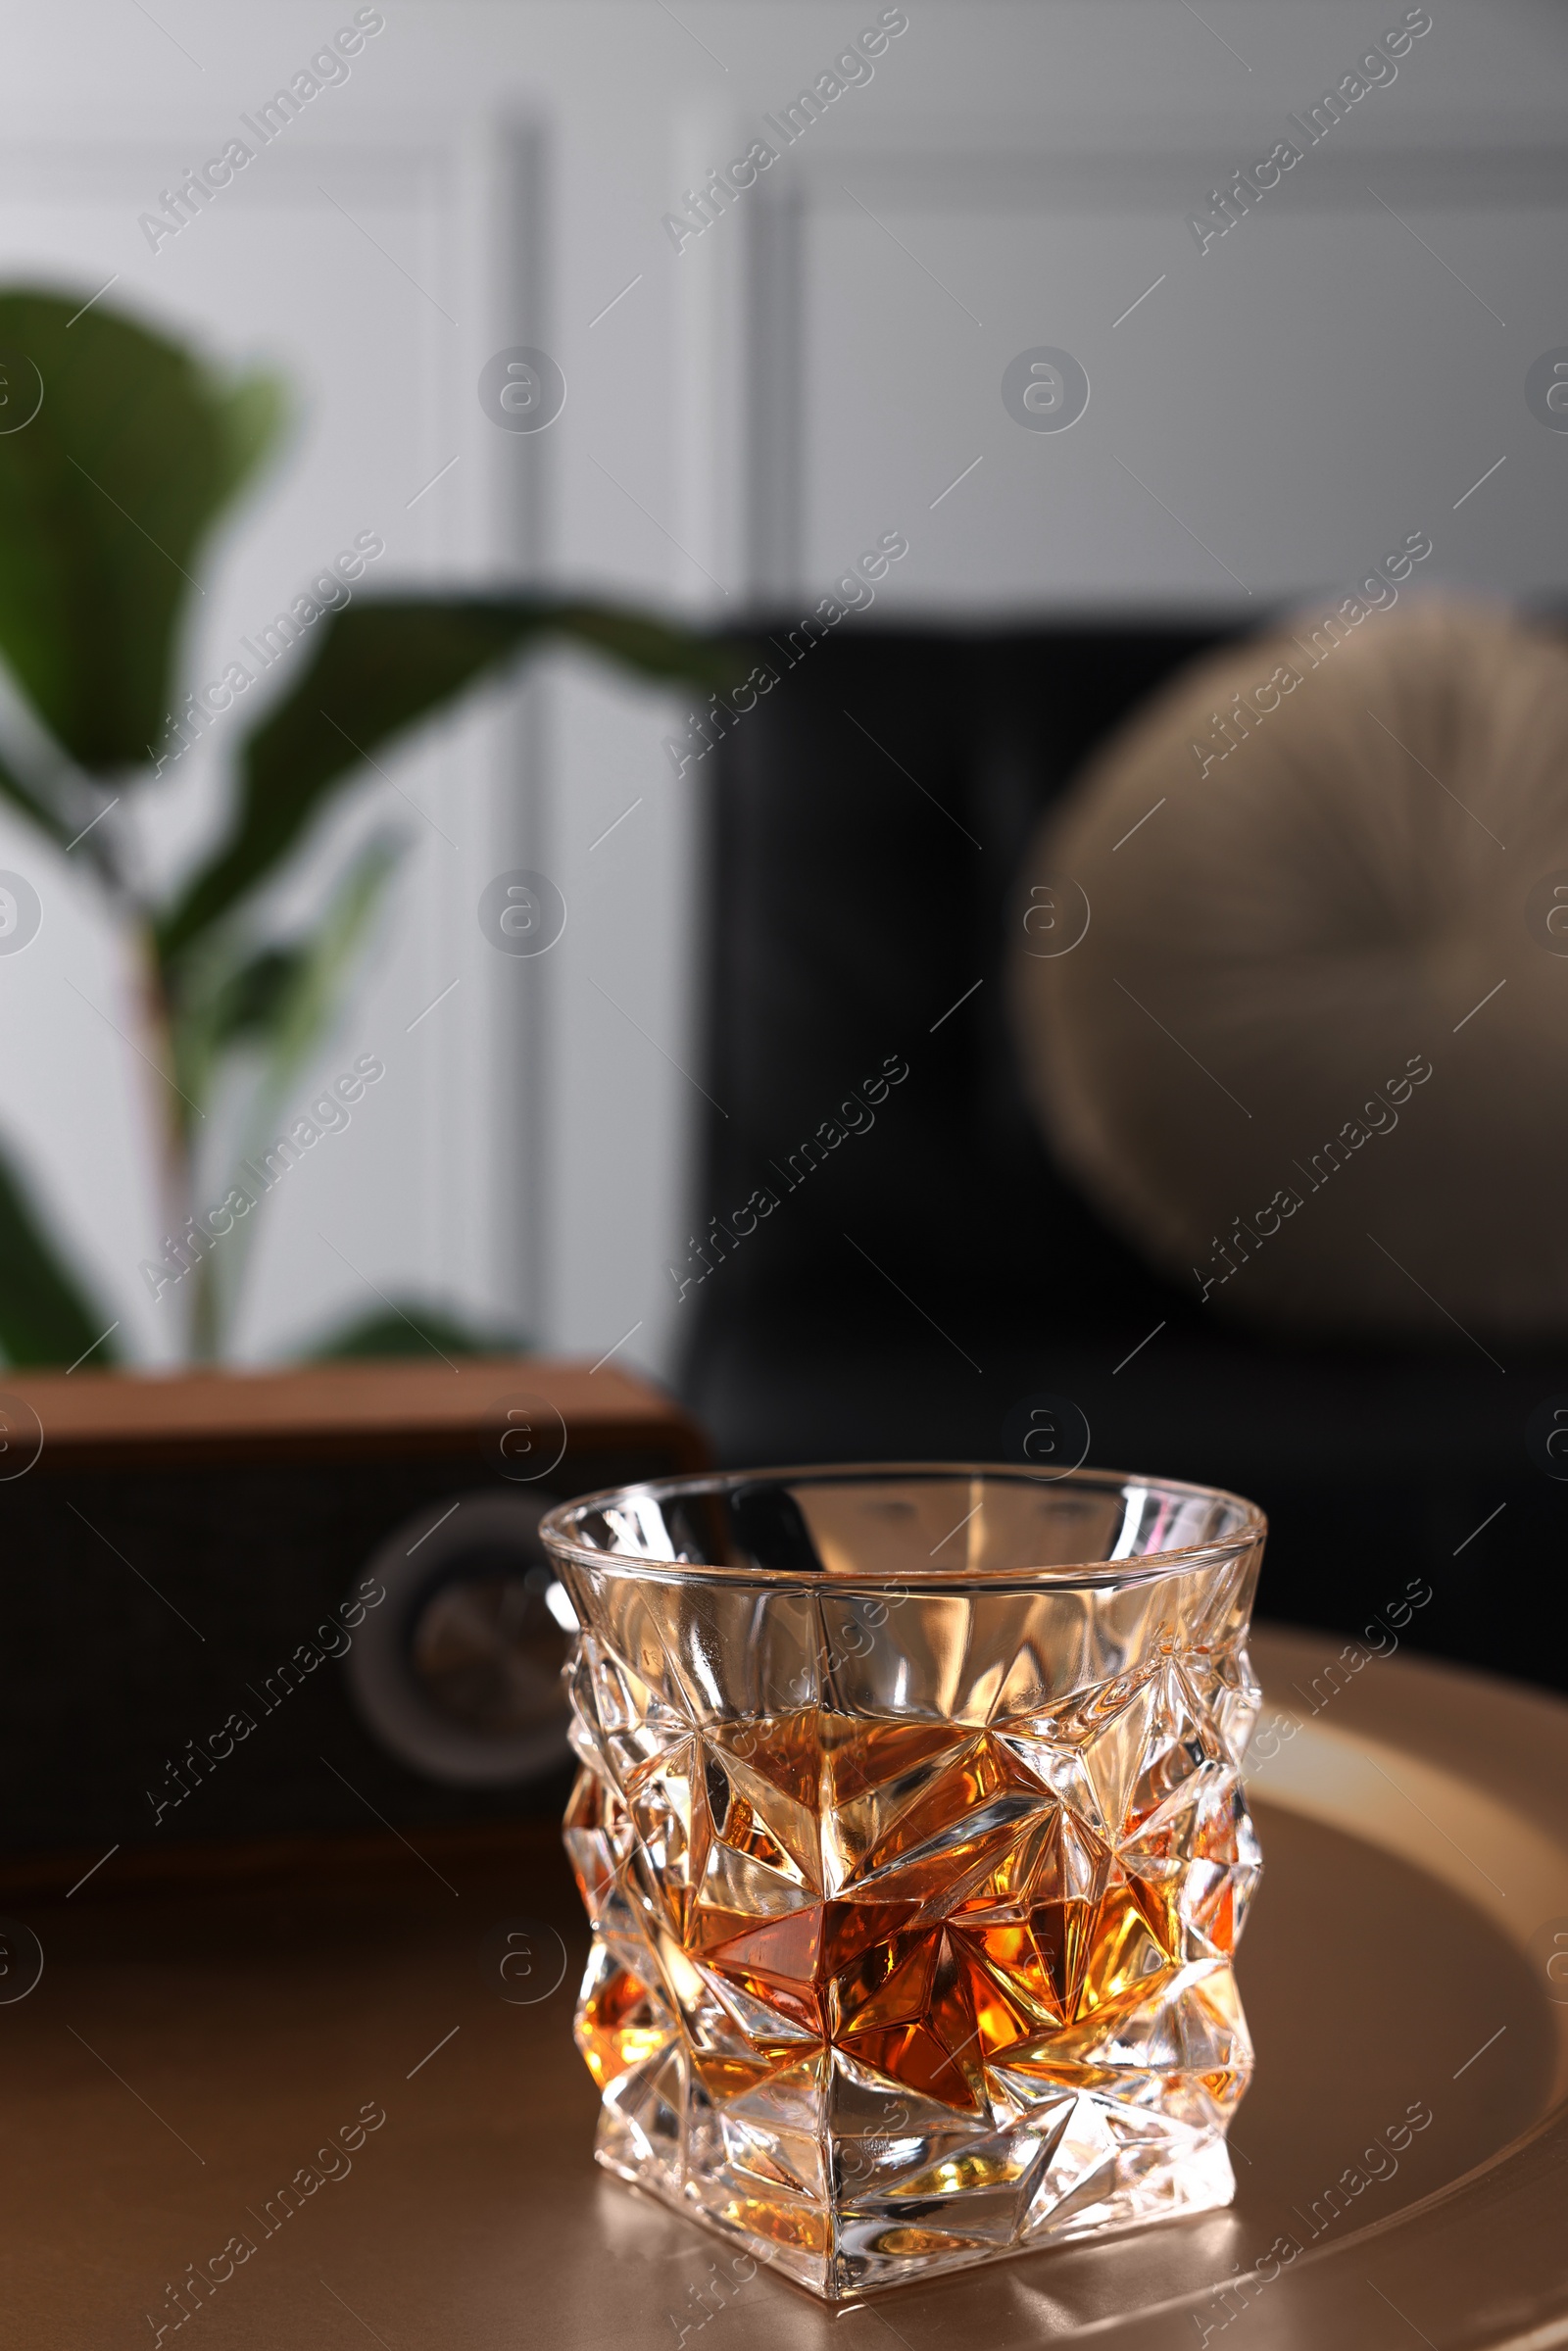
[537, 1461, 1267, 1591]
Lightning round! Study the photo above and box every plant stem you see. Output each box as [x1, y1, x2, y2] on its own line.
[189, 1229, 221, 1361]
[132, 919, 202, 1358]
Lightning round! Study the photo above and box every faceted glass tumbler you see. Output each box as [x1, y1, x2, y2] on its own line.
[540, 1466, 1266, 2301]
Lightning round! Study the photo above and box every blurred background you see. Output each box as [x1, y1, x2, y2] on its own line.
[2, 0, 1567, 1692]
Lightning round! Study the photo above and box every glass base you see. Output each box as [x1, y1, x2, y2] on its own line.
[585, 1999, 1241, 2297]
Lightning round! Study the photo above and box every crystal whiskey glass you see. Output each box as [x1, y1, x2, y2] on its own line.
[541, 1466, 1266, 2301]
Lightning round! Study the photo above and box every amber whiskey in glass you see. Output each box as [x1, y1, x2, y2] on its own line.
[542, 1467, 1265, 2301]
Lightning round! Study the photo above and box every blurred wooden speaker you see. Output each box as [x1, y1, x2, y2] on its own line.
[0, 1359, 706, 1858]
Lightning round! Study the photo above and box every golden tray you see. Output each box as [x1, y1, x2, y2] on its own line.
[3, 1624, 1564, 2347]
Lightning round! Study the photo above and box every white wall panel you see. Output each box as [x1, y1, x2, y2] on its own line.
[744, 146, 1568, 611]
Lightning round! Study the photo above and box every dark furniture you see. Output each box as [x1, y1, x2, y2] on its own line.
[0, 1359, 705, 1852]
[681, 623, 1568, 1691]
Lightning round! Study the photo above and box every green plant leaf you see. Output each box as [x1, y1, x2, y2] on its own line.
[0, 1137, 121, 1366]
[207, 946, 300, 1050]
[302, 1300, 527, 1361]
[167, 938, 304, 1134]
[211, 369, 288, 520]
[0, 288, 286, 772]
[157, 597, 739, 961]
[169, 835, 403, 1359]
[172, 832, 400, 1125]
[239, 832, 401, 1097]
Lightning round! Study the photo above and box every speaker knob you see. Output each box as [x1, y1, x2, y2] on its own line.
[345, 1491, 576, 1786]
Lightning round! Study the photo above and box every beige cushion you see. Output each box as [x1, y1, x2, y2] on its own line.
[1011, 601, 1568, 1339]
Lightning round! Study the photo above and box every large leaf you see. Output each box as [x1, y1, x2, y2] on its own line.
[157, 598, 739, 961]
[0, 288, 285, 772]
[0, 1138, 121, 1366]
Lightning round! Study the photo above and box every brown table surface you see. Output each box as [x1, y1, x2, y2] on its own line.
[3, 1623, 1565, 2348]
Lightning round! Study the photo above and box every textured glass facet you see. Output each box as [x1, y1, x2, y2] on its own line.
[542, 1469, 1266, 2301]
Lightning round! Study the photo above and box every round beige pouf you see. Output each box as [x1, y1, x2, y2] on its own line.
[1011, 600, 1568, 1340]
